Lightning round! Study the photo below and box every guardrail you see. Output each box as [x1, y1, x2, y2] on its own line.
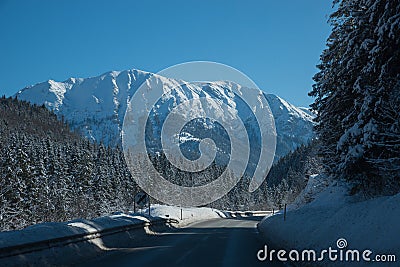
[0, 217, 178, 261]
[222, 210, 273, 217]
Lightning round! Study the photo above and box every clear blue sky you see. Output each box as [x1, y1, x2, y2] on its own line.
[0, 0, 333, 107]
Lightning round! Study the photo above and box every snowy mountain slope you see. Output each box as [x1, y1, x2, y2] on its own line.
[15, 69, 314, 160]
[263, 94, 314, 160]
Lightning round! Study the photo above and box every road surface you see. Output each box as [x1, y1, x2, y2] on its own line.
[76, 216, 283, 267]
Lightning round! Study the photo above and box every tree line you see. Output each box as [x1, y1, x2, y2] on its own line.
[0, 96, 319, 231]
[0, 96, 138, 231]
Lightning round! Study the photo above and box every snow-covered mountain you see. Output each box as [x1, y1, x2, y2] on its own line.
[15, 69, 315, 161]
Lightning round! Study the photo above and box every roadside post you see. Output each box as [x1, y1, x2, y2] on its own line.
[148, 198, 151, 217]
[134, 191, 149, 216]
[284, 203, 287, 221]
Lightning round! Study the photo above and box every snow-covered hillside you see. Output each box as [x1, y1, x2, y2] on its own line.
[258, 175, 400, 266]
[15, 69, 314, 160]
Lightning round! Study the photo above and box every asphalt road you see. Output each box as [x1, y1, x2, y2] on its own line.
[77, 216, 283, 267]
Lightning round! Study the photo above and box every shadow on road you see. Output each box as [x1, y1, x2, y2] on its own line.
[76, 217, 284, 267]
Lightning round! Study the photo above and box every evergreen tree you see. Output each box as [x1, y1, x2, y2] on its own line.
[310, 0, 400, 194]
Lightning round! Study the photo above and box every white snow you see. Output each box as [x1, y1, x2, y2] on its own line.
[141, 204, 222, 227]
[258, 175, 400, 266]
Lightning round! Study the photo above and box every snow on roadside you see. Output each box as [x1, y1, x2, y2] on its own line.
[140, 204, 222, 227]
[258, 174, 400, 266]
[0, 205, 224, 266]
[0, 205, 223, 250]
[0, 214, 152, 250]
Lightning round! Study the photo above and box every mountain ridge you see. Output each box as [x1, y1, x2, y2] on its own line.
[15, 68, 315, 160]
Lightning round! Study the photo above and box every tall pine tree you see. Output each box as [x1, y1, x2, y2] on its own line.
[310, 0, 400, 194]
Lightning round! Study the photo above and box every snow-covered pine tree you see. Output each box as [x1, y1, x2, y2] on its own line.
[310, 0, 400, 194]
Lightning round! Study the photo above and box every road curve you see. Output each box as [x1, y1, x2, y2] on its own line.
[76, 216, 283, 267]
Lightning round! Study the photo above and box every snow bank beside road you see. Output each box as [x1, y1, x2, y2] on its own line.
[0, 213, 172, 267]
[258, 175, 400, 266]
[0, 214, 153, 250]
[141, 205, 270, 227]
[0, 205, 223, 252]
[141, 204, 222, 227]
[0, 205, 224, 266]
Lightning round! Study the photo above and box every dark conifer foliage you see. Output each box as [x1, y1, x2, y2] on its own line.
[261, 140, 321, 209]
[0, 97, 138, 231]
[310, 0, 400, 195]
[210, 140, 321, 210]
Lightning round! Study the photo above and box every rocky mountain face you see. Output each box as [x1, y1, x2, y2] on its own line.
[15, 69, 315, 161]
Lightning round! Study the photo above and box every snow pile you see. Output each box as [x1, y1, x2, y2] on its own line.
[258, 175, 400, 266]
